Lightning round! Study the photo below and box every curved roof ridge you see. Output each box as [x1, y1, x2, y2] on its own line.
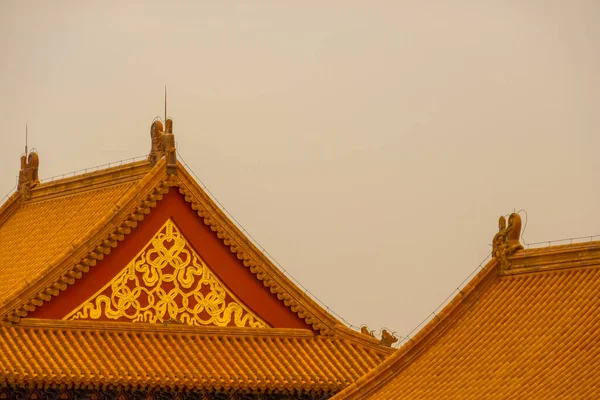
[37, 155, 148, 185]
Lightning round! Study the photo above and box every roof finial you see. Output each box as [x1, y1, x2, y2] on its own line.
[492, 213, 524, 270]
[379, 329, 398, 347]
[18, 128, 40, 200]
[148, 115, 177, 174]
[164, 85, 167, 122]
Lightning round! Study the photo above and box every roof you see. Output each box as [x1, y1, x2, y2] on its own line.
[0, 153, 343, 334]
[0, 118, 395, 394]
[0, 318, 389, 393]
[333, 221, 600, 399]
[0, 161, 151, 308]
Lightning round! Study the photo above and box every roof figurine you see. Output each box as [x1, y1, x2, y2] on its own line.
[361, 325, 375, 337]
[379, 329, 398, 347]
[17, 150, 39, 199]
[148, 118, 177, 174]
[492, 212, 524, 270]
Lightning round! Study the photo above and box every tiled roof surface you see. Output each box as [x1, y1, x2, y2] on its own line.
[0, 158, 345, 334]
[0, 320, 388, 393]
[333, 247, 600, 399]
[0, 164, 149, 306]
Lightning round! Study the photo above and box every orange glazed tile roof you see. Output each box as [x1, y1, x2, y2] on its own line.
[0, 161, 151, 307]
[0, 319, 389, 393]
[333, 240, 600, 399]
[0, 119, 397, 394]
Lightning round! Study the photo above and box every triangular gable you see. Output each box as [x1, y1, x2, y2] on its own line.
[64, 219, 268, 328]
[29, 187, 309, 329]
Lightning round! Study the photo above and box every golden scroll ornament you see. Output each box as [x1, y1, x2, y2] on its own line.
[65, 219, 268, 328]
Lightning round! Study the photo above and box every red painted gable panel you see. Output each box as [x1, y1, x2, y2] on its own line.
[30, 189, 310, 330]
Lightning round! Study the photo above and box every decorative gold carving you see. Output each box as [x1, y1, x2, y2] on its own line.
[148, 119, 177, 173]
[492, 213, 524, 270]
[65, 219, 268, 328]
[379, 329, 398, 347]
[18, 151, 39, 199]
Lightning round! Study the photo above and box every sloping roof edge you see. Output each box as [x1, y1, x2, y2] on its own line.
[332, 237, 600, 399]
[174, 165, 343, 335]
[0, 191, 22, 228]
[331, 257, 499, 399]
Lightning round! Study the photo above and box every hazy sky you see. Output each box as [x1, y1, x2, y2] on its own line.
[1, 1, 599, 339]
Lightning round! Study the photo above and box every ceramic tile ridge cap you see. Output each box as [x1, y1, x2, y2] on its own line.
[26, 160, 152, 201]
[330, 257, 499, 400]
[0, 159, 167, 317]
[15, 318, 317, 338]
[505, 240, 600, 275]
[514, 239, 600, 256]
[0, 161, 151, 230]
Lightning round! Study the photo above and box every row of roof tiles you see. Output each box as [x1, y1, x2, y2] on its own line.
[0, 320, 388, 393]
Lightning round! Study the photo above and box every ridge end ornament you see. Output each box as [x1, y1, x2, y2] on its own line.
[492, 213, 524, 270]
[360, 326, 375, 338]
[148, 119, 177, 174]
[379, 329, 398, 347]
[18, 150, 40, 200]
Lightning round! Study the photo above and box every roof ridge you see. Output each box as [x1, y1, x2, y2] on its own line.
[26, 160, 152, 202]
[17, 318, 316, 337]
[504, 240, 600, 275]
[174, 165, 341, 335]
[0, 158, 150, 228]
[38, 155, 148, 185]
[333, 324, 396, 355]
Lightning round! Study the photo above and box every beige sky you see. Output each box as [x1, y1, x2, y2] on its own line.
[1, 1, 599, 339]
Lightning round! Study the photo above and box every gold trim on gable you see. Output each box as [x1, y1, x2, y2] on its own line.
[65, 219, 268, 328]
